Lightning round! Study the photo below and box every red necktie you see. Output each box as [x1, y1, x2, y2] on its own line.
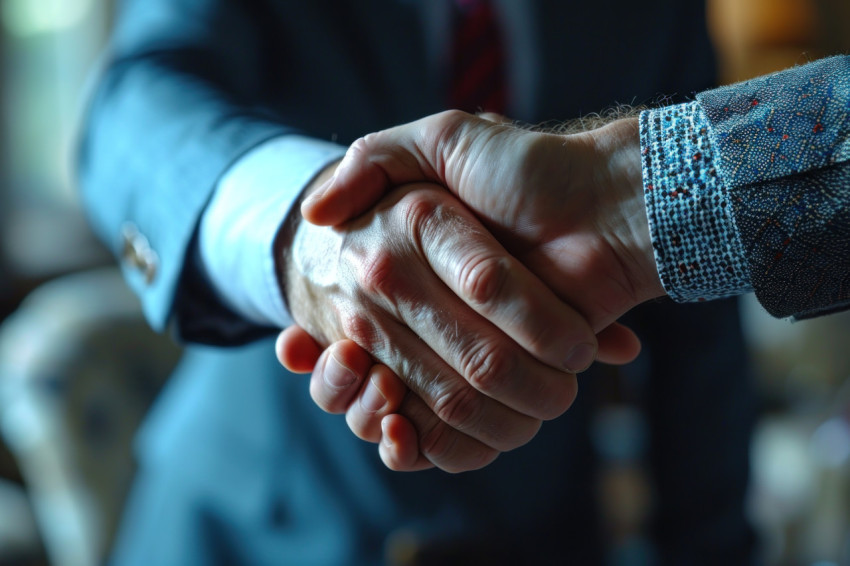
[448, 0, 508, 115]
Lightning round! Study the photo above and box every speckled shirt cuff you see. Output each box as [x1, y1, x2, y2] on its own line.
[640, 101, 754, 302]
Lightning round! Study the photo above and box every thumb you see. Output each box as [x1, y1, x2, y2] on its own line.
[301, 110, 485, 226]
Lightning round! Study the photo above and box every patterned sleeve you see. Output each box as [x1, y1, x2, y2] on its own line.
[640, 101, 753, 302]
[641, 56, 850, 319]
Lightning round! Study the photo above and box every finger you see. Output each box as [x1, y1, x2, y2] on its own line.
[396, 391, 499, 473]
[315, 318, 521, 469]
[345, 364, 408, 442]
[351, 314, 544, 452]
[396, 188, 594, 399]
[390, 275, 583, 421]
[331, 187, 569, 449]
[596, 322, 642, 365]
[309, 340, 374, 414]
[301, 110, 480, 226]
[425, 227, 598, 373]
[378, 413, 433, 472]
[304, 332, 503, 472]
[276, 326, 323, 373]
[301, 138, 425, 226]
[300, 336, 499, 474]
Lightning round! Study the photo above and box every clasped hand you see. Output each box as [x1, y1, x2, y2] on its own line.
[277, 111, 666, 472]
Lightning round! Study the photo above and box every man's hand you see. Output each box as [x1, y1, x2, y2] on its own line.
[280, 179, 606, 472]
[302, 111, 665, 331]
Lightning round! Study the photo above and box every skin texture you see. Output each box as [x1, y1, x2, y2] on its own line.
[281, 179, 610, 472]
[280, 111, 665, 472]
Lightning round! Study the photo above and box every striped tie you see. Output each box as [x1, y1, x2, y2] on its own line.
[447, 0, 508, 115]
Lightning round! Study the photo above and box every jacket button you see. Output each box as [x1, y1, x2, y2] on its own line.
[121, 223, 159, 284]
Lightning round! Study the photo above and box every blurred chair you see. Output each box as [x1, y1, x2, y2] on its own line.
[0, 268, 181, 566]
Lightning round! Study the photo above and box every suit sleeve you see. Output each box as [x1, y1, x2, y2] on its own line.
[76, 0, 302, 342]
[642, 55, 850, 319]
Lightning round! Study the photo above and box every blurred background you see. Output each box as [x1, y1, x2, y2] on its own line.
[0, 1, 848, 565]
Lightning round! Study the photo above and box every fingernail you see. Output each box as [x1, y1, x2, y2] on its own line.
[360, 376, 387, 413]
[564, 343, 596, 373]
[322, 353, 357, 389]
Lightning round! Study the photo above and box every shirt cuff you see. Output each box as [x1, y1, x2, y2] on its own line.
[640, 101, 754, 302]
[198, 135, 346, 328]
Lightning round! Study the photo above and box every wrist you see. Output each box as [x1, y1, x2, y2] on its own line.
[588, 117, 666, 303]
[275, 160, 340, 335]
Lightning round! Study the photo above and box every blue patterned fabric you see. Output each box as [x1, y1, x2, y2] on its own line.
[641, 102, 752, 302]
[641, 56, 850, 319]
[698, 56, 850, 186]
[732, 161, 850, 319]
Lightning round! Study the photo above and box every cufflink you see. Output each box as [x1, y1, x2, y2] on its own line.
[120, 222, 159, 284]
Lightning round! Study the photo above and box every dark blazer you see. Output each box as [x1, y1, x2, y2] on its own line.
[78, 1, 755, 564]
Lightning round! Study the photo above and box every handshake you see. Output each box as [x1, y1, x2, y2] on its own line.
[274, 110, 668, 473]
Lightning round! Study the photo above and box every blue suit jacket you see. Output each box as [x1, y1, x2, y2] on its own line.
[78, 1, 756, 564]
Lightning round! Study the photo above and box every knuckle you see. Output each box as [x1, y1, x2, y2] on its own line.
[459, 254, 511, 308]
[398, 192, 454, 257]
[430, 110, 469, 181]
[431, 383, 484, 433]
[346, 134, 372, 159]
[400, 191, 442, 235]
[417, 421, 455, 463]
[340, 314, 377, 349]
[339, 314, 399, 367]
[437, 108, 468, 124]
[418, 421, 498, 473]
[461, 340, 516, 394]
[357, 248, 401, 301]
[433, 110, 469, 143]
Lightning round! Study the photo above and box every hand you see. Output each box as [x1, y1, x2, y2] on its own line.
[280, 178, 605, 472]
[281, 112, 665, 471]
[302, 111, 665, 333]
